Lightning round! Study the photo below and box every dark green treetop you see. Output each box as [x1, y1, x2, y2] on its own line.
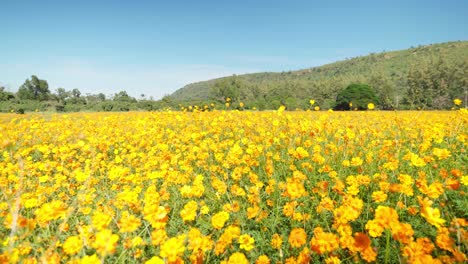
[334, 83, 379, 110]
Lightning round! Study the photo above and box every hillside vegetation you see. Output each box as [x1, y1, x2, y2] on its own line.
[169, 41, 468, 110]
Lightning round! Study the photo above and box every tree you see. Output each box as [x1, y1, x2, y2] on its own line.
[0, 86, 15, 101]
[334, 83, 379, 110]
[210, 76, 242, 102]
[56, 88, 70, 103]
[68, 88, 86, 105]
[369, 72, 395, 110]
[113, 91, 136, 102]
[17, 75, 50, 101]
[97, 93, 106, 101]
[71, 88, 81, 98]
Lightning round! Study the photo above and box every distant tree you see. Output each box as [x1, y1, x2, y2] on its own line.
[210, 76, 242, 102]
[17, 75, 50, 101]
[113, 90, 136, 102]
[71, 88, 81, 98]
[97, 93, 106, 101]
[369, 72, 395, 109]
[67, 88, 86, 105]
[405, 57, 456, 109]
[56, 88, 70, 103]
[0, 86, 15, 101]
[334, 83, 379, 110]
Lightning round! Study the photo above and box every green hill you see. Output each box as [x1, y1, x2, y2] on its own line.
[169, 41, 468, 110]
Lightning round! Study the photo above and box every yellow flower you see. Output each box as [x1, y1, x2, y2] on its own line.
[293, 146, 309, 159]
[200, 205, 210, 215]
[34, 200, 68, 226]
[325, 256, 341, 264]
[461, 175, 468, 186]
[211, 211, 229, 229]
[285, 178, 306, 199]
[309, 99, 315, 105]
[277, 105, 286, 115]
[365, 219, 384, 237]
[145, 256, 165, 264]
[180, 200, 198, 222]
[371, 191, 387, 203]
[160, 236, 186, 263]
[453, 98, 462, 106]
[410, 154, 426, 167]
[151, 229, 167, 246]
[367, 103, 375, 110]
[314, 106, 320, 111]
[92, 212, 113, 231]
[227, 252, 249, 264]
[418, 196, 445, 229]
[432, 148, 451, 160]
[80, 254, 100, 264]
[63, 236, 83, 255]
[92, 229, 119, 256]
[119, 211, 141, 233]
[238, 234, 255, 251]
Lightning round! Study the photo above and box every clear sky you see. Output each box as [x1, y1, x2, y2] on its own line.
[1, 0, 467, 99]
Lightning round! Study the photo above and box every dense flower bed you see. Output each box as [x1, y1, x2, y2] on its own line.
[0, 110, 466, 263]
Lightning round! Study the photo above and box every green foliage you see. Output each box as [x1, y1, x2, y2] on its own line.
[210, 76, 242, 102]
[334, 83, 379, 110]
[0, 87, 15, 101]
[406, 56, 467, 109]
[113, 91, 137, 103]
[169, 41, 468, 110]
[17, 75, 51, 101]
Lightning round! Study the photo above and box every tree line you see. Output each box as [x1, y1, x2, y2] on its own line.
[0, 76, 174, 113]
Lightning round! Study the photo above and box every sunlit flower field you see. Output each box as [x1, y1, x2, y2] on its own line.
[0, 110, 467, 263]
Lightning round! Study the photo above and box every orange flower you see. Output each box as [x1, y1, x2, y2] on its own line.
[271, 234, 283, 249]
[310, 227, 339, 254]
[436, 227, 455, 252]
[391, 222, 414, 244]
[354, 232, 371, 251]
[371, 191, 387, 203]
[256, 255, 270, 264]
[288, 228, 307, 248]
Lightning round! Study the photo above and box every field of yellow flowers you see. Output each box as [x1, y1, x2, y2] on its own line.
[0, 110, 467, 264]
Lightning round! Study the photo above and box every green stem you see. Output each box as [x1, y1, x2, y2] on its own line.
[385, 229, 391, 264]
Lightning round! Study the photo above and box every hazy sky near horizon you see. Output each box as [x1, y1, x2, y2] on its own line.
[1, 0, 467, 99]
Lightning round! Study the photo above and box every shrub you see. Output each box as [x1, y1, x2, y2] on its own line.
[334, 84, 379, 110]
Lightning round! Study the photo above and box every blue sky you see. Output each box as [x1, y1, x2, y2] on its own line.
[1, 0, 467, 99]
